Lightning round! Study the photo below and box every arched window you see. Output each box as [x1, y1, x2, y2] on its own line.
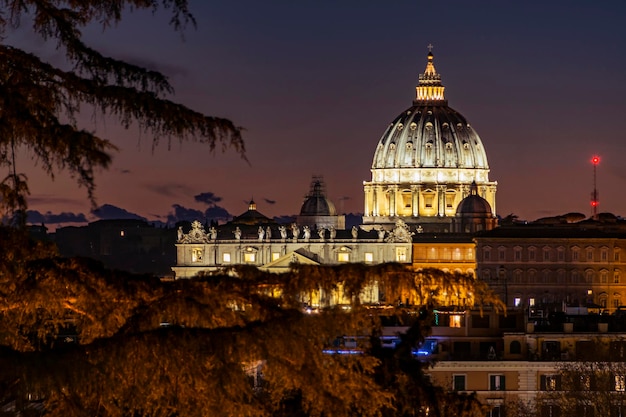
[510, 341, 522, 354]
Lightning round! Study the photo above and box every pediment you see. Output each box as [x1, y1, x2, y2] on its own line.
[259, 250, 320, 271]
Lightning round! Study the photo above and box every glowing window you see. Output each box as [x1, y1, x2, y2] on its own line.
[192, 248, 204, 263]
[338, 253, 350, 263]
[424, 193, 434, 208]
[244, 253, 256, 263]
[396, 247, 407, 262]
[450, 314, 462, 328]
[222, 253, 231, 263]
[514, 297, 521, 307]
[616, 375, 625, 392]
[615, 271, 620, 284]
[271, 252, 280, 261]
[529, 298, 535, 307]
[364, 252, 374, 263]
[120, 230, 125, 237]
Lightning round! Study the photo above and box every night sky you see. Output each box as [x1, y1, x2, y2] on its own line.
[8, 1, 626, 228]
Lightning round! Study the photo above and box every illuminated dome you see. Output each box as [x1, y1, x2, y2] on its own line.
[363, 49, 497, 233]
[456, 184, 493, 216]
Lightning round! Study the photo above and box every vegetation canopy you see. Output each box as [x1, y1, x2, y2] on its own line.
[0, 228, 502, 417]
[0, 0, 244, 221]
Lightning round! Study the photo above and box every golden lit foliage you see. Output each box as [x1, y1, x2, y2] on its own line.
[0, 1, 244, 216]
[0, 229, 499, 416]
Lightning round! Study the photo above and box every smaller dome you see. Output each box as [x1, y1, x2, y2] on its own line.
[457, 183, 492, 215]
[300, 179, 336, 216]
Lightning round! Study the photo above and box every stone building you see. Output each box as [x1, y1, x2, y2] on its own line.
[474, 216, 626, 313]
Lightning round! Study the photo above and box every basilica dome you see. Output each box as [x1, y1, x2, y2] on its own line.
[363, 50, 497, 233]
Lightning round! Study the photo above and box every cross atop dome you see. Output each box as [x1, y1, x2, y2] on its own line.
[415, 47, 446, 103]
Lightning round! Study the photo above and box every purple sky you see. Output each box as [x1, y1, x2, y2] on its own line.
[9, 1, 626, 228]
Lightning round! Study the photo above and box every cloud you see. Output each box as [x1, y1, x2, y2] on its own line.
[92, 204, 147, 221]
[166, 204, 205, 224]
[194, 192, 222, 206]
[26, 210, 88, 224]
[264, 198, 276, 205]
[205, 206, 230, 220]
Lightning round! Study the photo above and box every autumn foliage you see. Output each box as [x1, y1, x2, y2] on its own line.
[0, 227, 501, 417]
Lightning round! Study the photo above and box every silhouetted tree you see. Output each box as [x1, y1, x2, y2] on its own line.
[0, 1, 244, 222]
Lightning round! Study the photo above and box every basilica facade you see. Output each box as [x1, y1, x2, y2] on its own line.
[173, 50, 497, 278]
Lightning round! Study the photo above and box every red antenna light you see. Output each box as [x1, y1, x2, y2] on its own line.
[591, 155, 600, 218]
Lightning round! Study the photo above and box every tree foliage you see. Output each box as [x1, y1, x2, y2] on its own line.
[0, 228, 502, 417]
[0, 1, 244, 218]
[539, 360, 626, 417]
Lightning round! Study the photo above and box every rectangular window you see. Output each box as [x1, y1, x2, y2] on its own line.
[396, 247, 407, 262]
[223, 253, 231, 263]
[453, 374, 466, 391]
[272, 252, 280, 261]
[529, 249, 536, 260]
[337, 253, 350, 263]
[450, 314, 462, 328]
[243, 252, 256, 263]
[514, 249, 521, 261]
[364, 252, 374, 263]
[573, 251, 579, 261]
[192, 248, 204, 263]
[514, 297, 521, 307]
[490, 374, 506, 391]
[602, 250, 608, 261]
[558, 250, 564, 261]
[615, 272, 620, 284]
[615, 252, 620, 262]
[543, 250, 550, 261]
[541, 375, 561, 391]
[587, 250, 594, 261]
[487, 406, 502, 417]
[616, 375, 625, 392]
[484, 250, 491, 261]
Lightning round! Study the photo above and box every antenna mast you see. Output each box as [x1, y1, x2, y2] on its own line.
[591, 155, 600, 219]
